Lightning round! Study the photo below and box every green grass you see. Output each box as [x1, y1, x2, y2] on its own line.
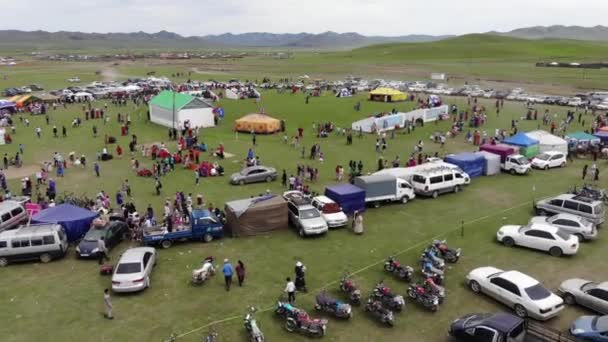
[0, 90, 605, 342]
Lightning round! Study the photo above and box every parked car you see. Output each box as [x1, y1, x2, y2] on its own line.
[535, 194, 605, 226]
[111, 247, 156, 293]
[531, 151, 566, 170]
[29, 84, 44, 91]
[571, 315, 608, 341]
[496, 222, 579, 257]
[466, 266, 565, 320]
[0, 224, 68, 267]
[559, 279, 608, 314]
[230, 166, 277, 185]
[283, 191, 328, 237]
[449, 312, 527, 341]
[0, 200, 28, 232]
[67, 77, 81, 83]
[311, 196, 348, 228]
[75, 221, 129, 258]
[529, 213, 597, 241]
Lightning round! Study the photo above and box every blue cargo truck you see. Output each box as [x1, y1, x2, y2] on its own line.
[143, 209, 224, 249]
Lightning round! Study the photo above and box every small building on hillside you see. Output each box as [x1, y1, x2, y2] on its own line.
[149, 91, 215, 129]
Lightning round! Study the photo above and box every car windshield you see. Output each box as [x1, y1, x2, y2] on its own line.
[116, 262, 141, 274]
[524, 283, 551, 300]
[593, 316, 608, 331]
[84, 228, 106, 241]
[321, 202, 341, 214]
[555, 229, 571, 240]
[581, 282, 597, 292]
[513, 156, 529, 165]
[536, 153, 551, 161]
[300, 209, 320, 219]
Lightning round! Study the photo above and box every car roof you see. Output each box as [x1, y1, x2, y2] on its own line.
[528, 223, 559, 234]
[597, 282, 608, 291]
[0, 200, 24, 210]
[540, 151, 562, 155]
[499, 271, 539, 288]
[551, 213, 584, 221]
[120, 247, 154, 262]
[0, 224, 62, 238]
[554, 194, 601, 204]
[313, 196, 334, 204]
[482, 312, 524, 333]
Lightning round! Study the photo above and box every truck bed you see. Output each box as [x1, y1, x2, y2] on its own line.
[525, 321, 577, 342]
[143, 225, 192, 242]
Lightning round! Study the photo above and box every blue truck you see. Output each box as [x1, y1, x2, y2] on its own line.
[143, 209, 224, 249]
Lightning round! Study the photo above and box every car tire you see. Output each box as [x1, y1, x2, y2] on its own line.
[549, 247, 563, 257]
[239, 180, 245, 186]
[146, 277, 150, 288]
[575, 234, 585, 243]
[401, 196, 408, 204]
[509, 168, 516, 175]
[563, 293, 576, 305]
[39, 253, 51, 263]
[514, 304, 527, 318]
[560, 162, 565, 168]
[203, 233, 213, 243]
[432, 191, 438, 199]
[544, 165, 549, 170]
[502, 237, 515, 247]
[298, 228, 305, 237]
[537, 209, 548, 216]
[161, 240, 172, 249]
[0, 257, 8, 267]
[469, 280, 481, 293]
[453, 185, 460, 193]
[265, 176, 272, 182]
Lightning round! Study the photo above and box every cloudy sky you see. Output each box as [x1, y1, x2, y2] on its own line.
[1, 0, 606, 36]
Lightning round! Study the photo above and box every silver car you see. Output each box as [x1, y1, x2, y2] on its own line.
[534, 194, 605, 226]
[111, 247, 156, 293]
[559, 279, 608, 314]
[230, 166, 277, 185]
[529, 213, 597, 241]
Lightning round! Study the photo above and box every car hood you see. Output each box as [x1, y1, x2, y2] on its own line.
[531, 158, 547, 164]
[468, 266, 503, 280]
[301, 217, 327, 227]
[322, 212, 347, 221]
[559, 278, 590, 293]
[571, 316, 596, 335]
[78, 240, 99, 252]
[498, 225, 521, 235]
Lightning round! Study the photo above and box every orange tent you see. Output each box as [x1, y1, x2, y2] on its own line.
[234, 113, 281, 134]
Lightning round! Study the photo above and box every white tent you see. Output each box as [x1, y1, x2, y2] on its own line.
[74, 92, 94, 100]
[525, 130, 568, 154]
[149, 91, 215, 129]
[0, 128, 5, 145]
[475, 151, 501, 176]
[351, 105, 448, 133]
[336, 88, 352, 98]
[224, 88, 239, 100]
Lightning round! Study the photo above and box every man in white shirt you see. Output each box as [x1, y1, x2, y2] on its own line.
[284, 277, 296, 303]
[103, 289, 113, 319]
[97, 236, 109, 265]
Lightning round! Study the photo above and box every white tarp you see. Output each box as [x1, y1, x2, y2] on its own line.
[525, 130, 568, 154]
[351, 105, 448, 133]
[150, 106, 215, 129]
[225, 88, 238, 100]
[475, 151, 501, 176]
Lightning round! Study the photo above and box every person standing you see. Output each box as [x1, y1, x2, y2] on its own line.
[97, 236, 109, 265]
[103, 289, 113, 319]
[281, 170, 287, 187]
[582, 164, 588, 180]
[35, 127, 41, 138]
[155, 178, 162, 196]
[52, 125, 58, 138]
[235, 260, 245, 287]
[294, 261, 307, 292]
[285, 277, 296, 303]
[195, 169, 200, 186]
[222, 259, 233, 291]
[594, 167, 600, 182]
[353, 211, 364, 235]
[94, 162, 100, 177]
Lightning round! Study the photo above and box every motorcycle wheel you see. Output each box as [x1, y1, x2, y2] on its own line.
[398, 269, 408, 279]
[352, 297, 361, 306]
[446, 254, 459, 263]
[393, 303, 403, 312]
[383, 263, 394, 272]
[386, 319, 394, 327]
[314, 304, 322, 311]
[285, 319, 297, 333]
[430, 304, 438, 312]
[276, 307, 285, 316]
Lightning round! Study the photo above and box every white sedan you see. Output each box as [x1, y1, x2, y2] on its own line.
[531, 151, 567, 170]
[497, 222, 579, 257]
[112, 247, 156, 293]
[311, 196, 348, 228]
[529, 214, 597, 241]
[466, 266, 565, 320]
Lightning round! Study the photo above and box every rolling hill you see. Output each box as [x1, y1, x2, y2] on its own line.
[494, 25, 608, 41]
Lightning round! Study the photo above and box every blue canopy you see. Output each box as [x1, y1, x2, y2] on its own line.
[32, 204, 99, 242]
[325, 184, 366, 214]
[594, 131, 608, 142]
[566, 131, 600, 142]
[503, 132, 539, 147]
[444, 152, 485, 178]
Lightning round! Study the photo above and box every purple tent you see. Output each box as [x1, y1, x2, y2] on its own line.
[0, 100, 16, 113]
[593, 131, 608, 142]
[31, 204, 99, 242]
[324, 184, 365, 215]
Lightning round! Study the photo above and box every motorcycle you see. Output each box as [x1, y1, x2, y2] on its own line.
[421, 263, 445, 285]
[285, 309, 328, 337]
[191, 257, 215, 285]
[421, 249, 445, 269]
[407, 284, 440, 312]
[570, 185, 608, 204]
[339, 273, 362, 305]
[244, 308, 265, 342]
[423, 277, 445, 304]
[371, 282, 405, 312]
[431, 240, 461, 263]
[383, 256, 414, 281]
[315, 290, 352, 319]
[203, 327, 218, 342]
[364, 298, 394, 327]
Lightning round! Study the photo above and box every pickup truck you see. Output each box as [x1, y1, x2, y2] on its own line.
[480, 144, 531, 175]
[449, 312, 576, 342]
[143, 209, 224, 249]
[354, 174, 415, 208]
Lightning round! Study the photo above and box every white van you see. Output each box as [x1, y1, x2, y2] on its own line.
[0, 224, 68, 266]
[411, 166, 468, 198]
[0, 200, 28, 232]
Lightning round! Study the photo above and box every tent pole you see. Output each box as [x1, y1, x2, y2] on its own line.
[172, 90, 176, 140]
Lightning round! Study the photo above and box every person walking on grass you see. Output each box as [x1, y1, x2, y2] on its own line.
[281, 170, 287, 188]
[285, 277, 296, 303]
[103, 289, 113, 319]
[582, 164, 588, 180]
[97, 236, 109, 265]
[594, 167, 600, 182]
[94, 162, 100, 177]
[62, 126, 67, 137]
[236, 260, 245, 287]
[223, 259, 233, 291]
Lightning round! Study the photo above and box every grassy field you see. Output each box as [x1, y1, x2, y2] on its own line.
[0, 85, 606, 342]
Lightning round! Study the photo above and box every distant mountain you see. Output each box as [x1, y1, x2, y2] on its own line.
[490, 25, 608, 41]
[0, 30, 451, 50]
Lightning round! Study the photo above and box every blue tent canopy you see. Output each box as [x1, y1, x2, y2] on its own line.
[594, 131, 608, 142]
[566, 132, 600, 142]
[31, 204, 99, 242]
[503, 132, 539, 147]
[324, 184, 366, 214]
[444, 152, 485, 178]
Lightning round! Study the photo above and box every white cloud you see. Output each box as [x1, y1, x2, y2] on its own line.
[0, 0, 606, 36]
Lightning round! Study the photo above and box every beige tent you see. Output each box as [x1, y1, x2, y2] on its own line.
[224, 195, 288, 237]
[234, 113, 281, 134]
